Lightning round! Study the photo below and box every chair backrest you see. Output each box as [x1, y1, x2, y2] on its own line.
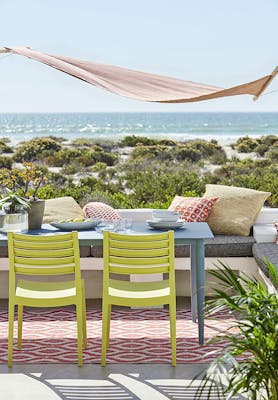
[8, 231, 81, 278]
[103, 230, 175, 280]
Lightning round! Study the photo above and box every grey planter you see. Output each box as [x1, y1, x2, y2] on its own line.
[28, 199, 45, 230]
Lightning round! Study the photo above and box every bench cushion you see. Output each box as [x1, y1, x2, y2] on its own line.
[252, 243, 278, 288]
[91, 235, 255, 258]
[84, 202, 121, 221]
[204, 184, 270, 236]
[175, 235, 255, 257]
[43, 196, 84, 223]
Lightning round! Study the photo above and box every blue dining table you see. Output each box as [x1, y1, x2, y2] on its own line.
[0, 221, 213, 345]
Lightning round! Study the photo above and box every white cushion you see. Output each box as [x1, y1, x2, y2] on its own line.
[254, 207, 278, 224]
[253, 224, 277, 243]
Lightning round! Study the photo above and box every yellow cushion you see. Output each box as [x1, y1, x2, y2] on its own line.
[43, 196, 84, 223]
[204, 184, 270, 236]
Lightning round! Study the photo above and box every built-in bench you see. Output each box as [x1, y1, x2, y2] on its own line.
[0, 207, 277, 298]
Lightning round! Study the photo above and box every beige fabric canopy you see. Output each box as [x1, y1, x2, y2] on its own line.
[1, 46, 277, 103]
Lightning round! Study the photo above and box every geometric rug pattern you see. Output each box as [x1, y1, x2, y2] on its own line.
[0, 307, 236, 364]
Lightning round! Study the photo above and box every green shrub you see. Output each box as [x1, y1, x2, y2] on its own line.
[232, 136, 259, 153]
[0, 137, 11, 143]
[255, 143, 269, 156]
[265, 143, 278, 162]
[71, 138, 115, 152]
[91, 162, 107, 172]
[13, 137, 62, 162]
[60, 164, 82, 175]
[121, 160, 205, 205]
[45, 148, 84, 166]
[0, 156, 12, 169]
[212, 158, 278, 206]
[260, 134, 278, 146]
[0, 141, 13, 154]
[130, 144, 170, 160]
[159, 139, 177, 146]
[120, 135, 159, 147]
[233, 135, 278, 156]
[130, 140, 226, 164]
[45, 147, 117, 167]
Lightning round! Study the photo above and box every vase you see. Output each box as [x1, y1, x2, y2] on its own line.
[1, 206, 28, 233]
[28, 199, 45, 230]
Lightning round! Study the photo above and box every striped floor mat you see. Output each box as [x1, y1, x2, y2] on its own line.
[0, 308, 236, 364]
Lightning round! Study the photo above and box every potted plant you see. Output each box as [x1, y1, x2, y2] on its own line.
[0, 162, 47, 230]
[0, 189, 29, 232]
[194, 260, 278, 400]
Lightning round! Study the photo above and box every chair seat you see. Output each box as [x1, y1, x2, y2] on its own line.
[108, 278, 170, 299]
[16, 279, 77, 300]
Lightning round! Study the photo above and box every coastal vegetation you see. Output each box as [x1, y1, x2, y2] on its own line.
[0, 134, 277, 208]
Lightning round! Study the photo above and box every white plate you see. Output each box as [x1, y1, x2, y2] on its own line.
[151, 217, 179, 222]
[50, 219, 101, 231]
[146, 219, 185, 229]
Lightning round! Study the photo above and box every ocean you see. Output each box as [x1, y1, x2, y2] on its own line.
[0, 112, 277, 145]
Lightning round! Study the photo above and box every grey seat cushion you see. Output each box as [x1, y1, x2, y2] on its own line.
[91, 235, 256, 258]
[252, 243, 278, 287]
[175, 235, 255, 257]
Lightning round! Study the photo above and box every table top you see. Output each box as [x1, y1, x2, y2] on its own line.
[0, 221, 213, 246]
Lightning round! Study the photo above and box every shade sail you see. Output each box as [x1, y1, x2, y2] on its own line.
[2, 46, 277, 103]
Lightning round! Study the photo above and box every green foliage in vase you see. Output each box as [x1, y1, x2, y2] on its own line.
[194, 261, 278, 400]
[0, 189, 30, 213]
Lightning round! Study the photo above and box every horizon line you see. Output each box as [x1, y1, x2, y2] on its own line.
[0, 110, 278, 114]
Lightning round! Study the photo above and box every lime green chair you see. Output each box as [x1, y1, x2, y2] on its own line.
[101, 230, 176, 366]
[7, 231, 87, 367]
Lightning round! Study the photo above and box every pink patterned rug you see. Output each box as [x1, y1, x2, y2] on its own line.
[0, 308, 236, 364]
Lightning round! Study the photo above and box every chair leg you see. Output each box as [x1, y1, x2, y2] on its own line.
[76, 301, 83, 367]
[8, 302, 15, 367]
[82, 285, 87, 349]
[106, 304, 111, 348]
[17, 305, 23, 349]
[169, 300, 176, 367]
[101, 301, 110, 367]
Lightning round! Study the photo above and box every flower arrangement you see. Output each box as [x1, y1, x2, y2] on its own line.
[0, 162, 46, 203]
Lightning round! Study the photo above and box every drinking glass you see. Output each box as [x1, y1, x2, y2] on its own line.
[124, 218, 133, 232]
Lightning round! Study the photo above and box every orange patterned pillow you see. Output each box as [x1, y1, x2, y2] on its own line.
[83, 202, 121, 221]
[168, 196, 218, 222]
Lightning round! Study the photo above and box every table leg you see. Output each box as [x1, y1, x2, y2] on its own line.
[195, 239, 205, 345]
[190, 242, 197, 323]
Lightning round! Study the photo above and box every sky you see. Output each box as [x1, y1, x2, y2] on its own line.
[0, 0, 277, 112]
